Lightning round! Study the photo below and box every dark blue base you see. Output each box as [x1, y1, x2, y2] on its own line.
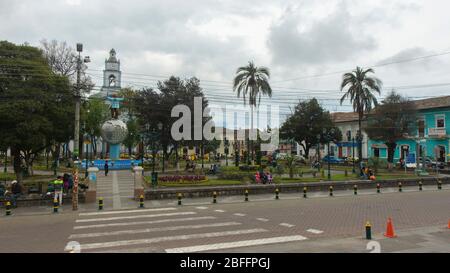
[81, 159, 139, 170]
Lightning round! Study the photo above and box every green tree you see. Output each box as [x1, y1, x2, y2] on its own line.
[365, 91, 417, 165]
[0, 41, 74, 181]
[81, 98, 109, 157]
[340, 67, 382, 162]
[133, 77, 212, 172]
[280, 98, 340, 159]
[233, 61, 272, 164]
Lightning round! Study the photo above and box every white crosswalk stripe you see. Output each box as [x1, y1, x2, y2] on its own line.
[74, 216, 216, 230]
[79, 207, 176, 217]
[233, 213, 246, 217]
[279, 223, 295, 228]
[69, 222, 242, 239]
[306, 229, 324, 234]
[165, 235, 308, 253]
[76, 211, 197, 223]
[69, 229, 267, 251]
[256, 218, 269, 222]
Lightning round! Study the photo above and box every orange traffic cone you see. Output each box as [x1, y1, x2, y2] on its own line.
[384, 217, 397, 238]
[447, 220, 450, 229]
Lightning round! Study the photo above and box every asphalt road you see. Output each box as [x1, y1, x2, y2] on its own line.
[1, 189, 449, 253]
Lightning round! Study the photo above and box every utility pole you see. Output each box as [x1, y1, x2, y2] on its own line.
[72, 43, 90, 211]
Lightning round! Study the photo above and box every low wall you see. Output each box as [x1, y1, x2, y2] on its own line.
[0, 193, 86, 208]
[145, 176, 449, 200]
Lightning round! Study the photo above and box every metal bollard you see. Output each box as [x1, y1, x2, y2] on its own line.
[365, 221, 372, 240]
[438, 180, 442, 190]
[244, 190, 249, 202]
[329, 186, 333, 197]
[98, 197, 103, 210]
[275, 188, 279, 200]
[354, 185, 358, 195]
[398, 182, 402, 192]
[5, 201, 11, 216]
[213, 191, 217, 204]
[303, 187, 307, 198]
[419, 181, 423, 191]
[53, 198, 59, 213]
[177, 193, 182, 205]
[139, 195, 144, 208]
[376, 183, 381, 193]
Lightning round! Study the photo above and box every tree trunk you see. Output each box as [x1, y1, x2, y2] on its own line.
[358, 117, 363, 162]
[386, 142, 397, 167]
[11, 147, 23, 183]
[250, 104, 254, 165]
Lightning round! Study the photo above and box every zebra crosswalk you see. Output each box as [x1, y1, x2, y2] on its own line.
[66, 206, 321, 253]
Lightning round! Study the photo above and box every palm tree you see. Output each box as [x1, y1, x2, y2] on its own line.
[233, 61, 272, 164]
[340, 66, 382, 168]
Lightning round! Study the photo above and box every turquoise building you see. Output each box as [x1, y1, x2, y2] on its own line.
[367, 96, 450, 165]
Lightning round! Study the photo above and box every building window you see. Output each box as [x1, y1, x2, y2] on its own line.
[374, 148, 380, 158]
[346, 130, 352, 141]
[418, 119, 425, 137]
[436, 115, 445, 128]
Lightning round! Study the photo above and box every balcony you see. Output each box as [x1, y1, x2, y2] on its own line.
[428, 128, 447, 138]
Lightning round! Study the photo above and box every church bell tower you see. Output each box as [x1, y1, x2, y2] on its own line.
[101, 48, 121, 97]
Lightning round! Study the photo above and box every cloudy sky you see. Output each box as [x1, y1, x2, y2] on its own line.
[2, 0, 450, 128]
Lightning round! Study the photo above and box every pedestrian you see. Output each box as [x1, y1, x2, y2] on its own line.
[52, 176, 64, 206]
[266, 172, 273, 184]
[104, 160, 109, 176]
[63, 173, 70, 193]
[10, 180, 22, 208]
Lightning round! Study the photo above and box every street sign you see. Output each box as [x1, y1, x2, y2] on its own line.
[406, 153, 416, 164]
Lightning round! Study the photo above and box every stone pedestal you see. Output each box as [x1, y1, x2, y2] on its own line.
[85, 167, 99, 203]
[133, 166, 145, 200]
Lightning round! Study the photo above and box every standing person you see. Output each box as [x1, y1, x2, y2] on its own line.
[104, 160, 109, 176]
[52, 176, 64, 206]
[63, 173, 69, 193]
[10, 180, 22, 208]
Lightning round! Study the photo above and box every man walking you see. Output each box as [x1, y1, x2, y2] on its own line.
[104, 160, 109, 176]
[52, 176, 64, 206]
[10, 180, 22, 208]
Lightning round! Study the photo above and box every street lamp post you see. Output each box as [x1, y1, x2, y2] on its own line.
[3, 150, 7, 173]
[356, 130, 363, 175]
[352, 137, 356, 174]
[72, 43, 90, 211]
[316, 134, 321, 172]
[323, 128, 335, 181]
[224, 138, 229, 166]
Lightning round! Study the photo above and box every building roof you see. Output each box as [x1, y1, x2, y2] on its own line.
[331, 112, 360, 123]
[331, 96, 450, 123]
[410, 95, 450, 110]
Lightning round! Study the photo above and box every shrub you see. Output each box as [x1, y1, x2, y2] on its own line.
[368, 157, 388, 174]
[275, 165, 284, 176]
[158, 175, 206, 183]
[239, 165, 258, 172]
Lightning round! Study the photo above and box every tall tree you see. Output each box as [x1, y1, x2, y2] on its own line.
[133, 77, 212, 172]
[81, 98, 109, 157]
[280, 98, 341, 159]
[340, 67, 382, 163]
[40, 39, 94, 161]
[0, 41, 74, 181]
[233, 61, 272, 164]
[365, 91, 417, 165]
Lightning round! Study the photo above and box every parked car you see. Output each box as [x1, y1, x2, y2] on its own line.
[418, 157, 445, 169]
[322, 155, 345, 164]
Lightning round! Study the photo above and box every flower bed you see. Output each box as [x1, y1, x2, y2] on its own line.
[158, 175, 207, 183]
